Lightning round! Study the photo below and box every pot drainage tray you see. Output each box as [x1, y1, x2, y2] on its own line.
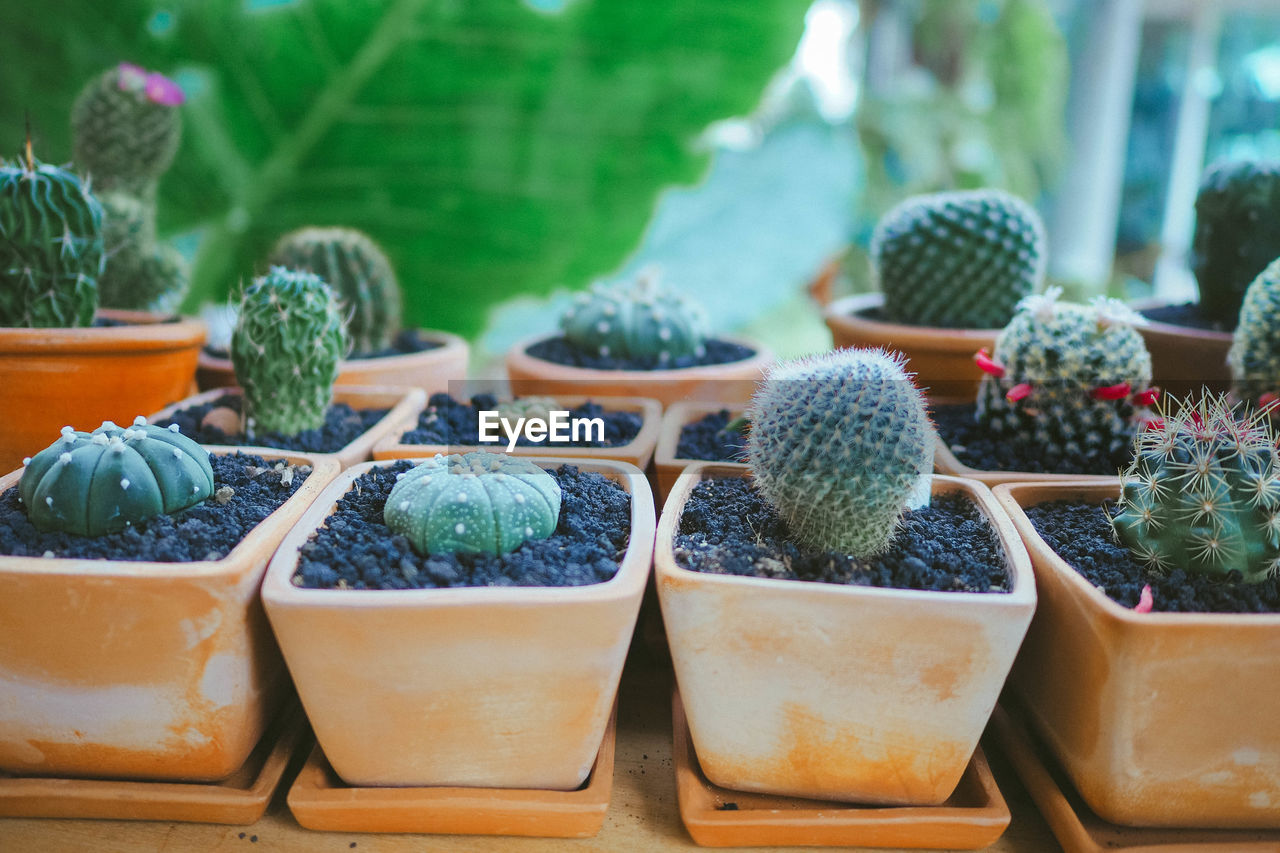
[672, 689, 1011, 848]
[287, 703, 616, 836]
[0, 703, 307, 824]
[989, 702, 1280, 852]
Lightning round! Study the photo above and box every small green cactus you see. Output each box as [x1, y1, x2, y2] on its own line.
[1112, 396, 1280, 583]
[230, 267, 351, 437]
[1229, 258, 1280, 409]
[384, 452, 562, 556]
[560, 267, 708, 363]
[871, 189, 1046, 329]
[97, 191, 188, 311]
[496, 396, 561, 423]
[268, 227, 402, 355]
[18, 416, 214, 537]
[745, 348, 936, 557]
[1191, 160, 1280, 327]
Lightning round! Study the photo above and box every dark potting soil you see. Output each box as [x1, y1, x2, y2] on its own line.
[92, 314, 182, 328]
[202, 328, 442, 361]
[0, 453, 308, 562]
[1024, 501, 1280, 613]
[295, 461, 632, 589]
[398, 393, 642, 448]
[525, 335, 755, 371]
[674, 477, 1010, 593]
[1138, 301, 1232, 333]
[156, 394, 388, 454]
[676, 410, 747, 462]
[933, 403, 1130, 476]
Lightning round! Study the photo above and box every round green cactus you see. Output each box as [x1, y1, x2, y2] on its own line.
[560, 267, 708, 363]
[384, 452, 562, 556]
[97, 191, 188, 311]
[18, 416, 214, 537]
[71, 63, 183, 197]
[1228, 258, 1280, 409]
[268, 227, 402, 355]
[872, 189, 1046, 329]
[496, 395, 560, 423]
[230, 267, 351, 437]
[1191, 160, 1280, 327]
[1113, 396, 1280, 583]
[746, 348, 936, 557]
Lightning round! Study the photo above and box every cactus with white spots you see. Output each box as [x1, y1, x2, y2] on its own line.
[560, 266, 707, 363]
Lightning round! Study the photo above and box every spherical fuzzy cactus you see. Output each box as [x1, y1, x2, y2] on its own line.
[384, 452, 562, 556]
[1113, 396, 1280, 583]
[18, 416, 214, 537]
[975, 288, 1156, 460]
[230, 267, 351, 437]
[745, 348, 935, 557]
[97, 191, 188, 310]
[560, 266, 708, 363]
[0, 154, 103, 328]
[71, 63, 183, 197]
[1228, 258, 1280, 408]
[268, 227, 402, 355]
[1191, 160, 1280, 327]
[871, 189, 1046, 329]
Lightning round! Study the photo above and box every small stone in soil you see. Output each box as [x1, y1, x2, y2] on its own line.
[525, 335, 754, 371]
[156, 394, 388, 454]
[399, 393, 641, 448]
[676, 410, 747, 462]
[933, 403, 1131, 476]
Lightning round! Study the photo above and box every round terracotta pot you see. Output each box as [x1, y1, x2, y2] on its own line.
[0, 310, 205, 474]
[1131, 301, 1231, 401]
[505, 334, 772, 407]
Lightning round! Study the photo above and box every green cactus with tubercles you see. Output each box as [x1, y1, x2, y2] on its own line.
[560, 266, 708, 364]
[745, 348, 936, 557]
[1228, 258, 1280, 409]
[1191, 160, 1280, 328]
[18, 416, 214, 537]
[97, 191, 188, 310]
[384, 452, 562, 556]
[230, 267, 351, 437]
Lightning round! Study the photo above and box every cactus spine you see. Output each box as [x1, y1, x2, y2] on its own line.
[1191, 160, 1280, 327]
[1228, 258, 1280, 409]
[560, 266, 708, 364]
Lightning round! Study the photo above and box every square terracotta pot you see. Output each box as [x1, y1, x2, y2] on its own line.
[655, 464, 1036, 806]
[0, 451, 340, 782]
[653, 402, 747, 503]
[261, 457, 655, 789]
[994, 480, 1280, 829]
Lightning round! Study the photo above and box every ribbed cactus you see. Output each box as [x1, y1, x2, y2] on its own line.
[975, 288, 1156, 460]
[0, 152, 102, 328]
[268, 227, 402, 355]
[230, 267, 351, 437]
[745, 348, 935, 557]
[384, 452, 562, 555]
[97, 191, 187, 310]
[560, 266, 708, 363]
[871, 189, 1046, 329]
[1112, 396, 1280, 583]
[71, 63, 183, 197]
[1228, 258, 1280, 409]
[496, 396, 560, 423]
[18, 416, 214, 537]
[1191, 160, 1280, 327]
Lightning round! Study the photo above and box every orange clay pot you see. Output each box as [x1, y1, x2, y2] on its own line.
[262, 457, 655, 789]
[1129, 301, 1231, 402]
[0, 310, 205, 474]
[0, 451, 340, 782]
[653, 402, 748, 503]
[995, 480, 1280, 829]
[656, 464, 1036, 806]
[505, 334, 772, 408]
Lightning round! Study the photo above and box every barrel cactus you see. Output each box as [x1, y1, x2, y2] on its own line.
[97, 191, 187, 310]
[1191, 160, 1280, 327]
[871, 189, 1046, 329]
[1228, 258, 1280, 410]
[1112, 396, 1280, 583]
[746, 348, 935, 557]
[496, 395, 561, 423]
[560, 267, 708, 363]
[269, 227, 402, 355]
[230, 267, 351, 437]
[18, 416, 214, 537]
[384, 452, 562, 556]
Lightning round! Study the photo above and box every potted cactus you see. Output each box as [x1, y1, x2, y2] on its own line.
[505, 267, 771, 407]
[823, 189, 1046, 402]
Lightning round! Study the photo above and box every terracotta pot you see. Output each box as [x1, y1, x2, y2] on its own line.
[1130, 303, 1231, 401]
[823, 294, 995, 403]
[261, 457, 655, 789]
[504, 333, 772, 407]
[994, 481, 1280, 829]
[653, 402, 748, 503]
[196, 330, 469, 395]
[0, 450, 340, 782]
[933, 435, 1121, 488]
[655, 464, 1036, 805]
[150, 385, 427, 470]
[0, 310, 206, 474]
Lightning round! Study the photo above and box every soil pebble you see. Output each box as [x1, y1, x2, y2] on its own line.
[525, 335, 754, 371]
[157, 394, 388, 454]
[676, 410, 747, 462]
[933, 403, 1130, 476]
[398, 393, 641, 448]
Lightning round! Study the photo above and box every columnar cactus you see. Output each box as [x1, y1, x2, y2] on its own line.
[975, 288, 1156, 460]
[269, 227, 402, 355]
[560, 266, 708, 363]
[1229, 258, 1280, 409]
[97, 191, 187, 310]
[1191, 160, 1280, 327]
[384, 452, 562, 555]
[745, 348, 936, 557]
[230, 268, 351, 437]
[871, 189, 1047, 329]
[18, 417, 214, 537]
[1112, 396, 1280, 583]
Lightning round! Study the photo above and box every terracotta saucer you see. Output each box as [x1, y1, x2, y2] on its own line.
[672, 689, 1011, 848]
[0, 703, 307, 824]
[989, 702, 1280, 852]
[286, 704, 616, 836]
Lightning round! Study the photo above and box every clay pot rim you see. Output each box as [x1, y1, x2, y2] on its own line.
[198, 327, 468, 371]
[654, 401, 749, 470]
[995, 479, 1280, 626]
[823, 294, 1003, 352]
[0, 309, 206, 354]
[505, 332, 773, 382]
[1129, 297, 1233, 343]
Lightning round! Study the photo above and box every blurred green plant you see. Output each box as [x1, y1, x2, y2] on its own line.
[0, 0, 808, 336]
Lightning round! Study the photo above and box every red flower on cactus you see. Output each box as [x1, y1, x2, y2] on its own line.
[1005, 382, 1034, 403]
[1091, 382, 1131, 401]
[145, 73, 185, 106]
[973, 348, 1005, 378]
